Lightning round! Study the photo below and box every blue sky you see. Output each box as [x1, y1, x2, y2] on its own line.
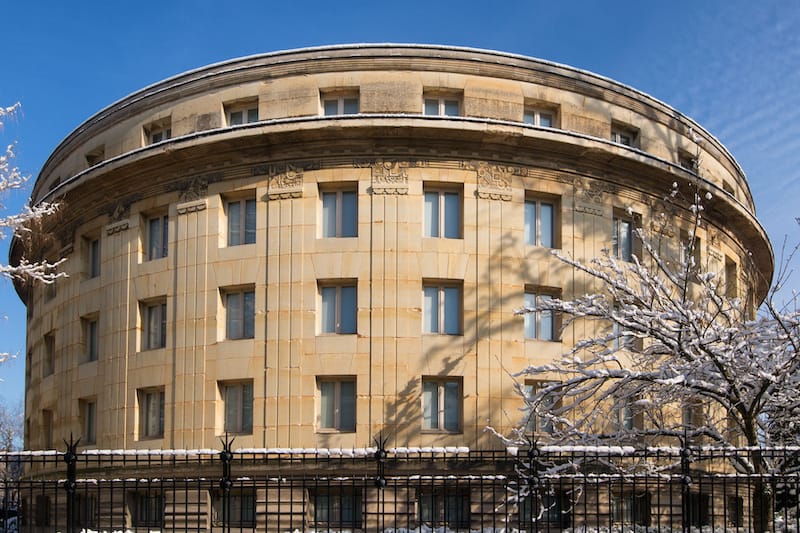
[0, 0, 798, 406]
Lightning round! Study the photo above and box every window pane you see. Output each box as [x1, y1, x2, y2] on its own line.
[339, 381, 355, 431]
[320, 287, 336, 333]
[161, 217, 168, 258]
[228, 201, 241, 245]
[539, 294, 554, 341]
[424, 192, 439, 237]
[147, 305, 160, 349]
[320, 381, 335, 428]
[243, 292, 255, 339]
[148, 218, 161, 259]
[524, 201, 536, 245]
[540, 203, 554, 248]
[444, 100, 460, 116]
[229, 111, 243, 125]
[443, 287, 460, 334]
[339, 286, 357, 334]
[246, 108, 258, 123]
[424, 99, 439, 116]
[323, 100, 338, 116]
[443, 192, 460, 238]
[343, 98, 359, 114]
[524, 292, 537, 339]
[422, 381, 438, 429]
[419, 493, 435, 522]
[340, 191, 357, 237]
[322, 192, 337, 237]
[244, 199, 256, 244]
[540, 113, 553, 128]
[224, 385, 240, 432]
[443, 381, 460, 431]
[523, 111, 535, 125]
[423, 286, 439, 333]
[620, 220, 632, 261]
[226, 293, 242, 339]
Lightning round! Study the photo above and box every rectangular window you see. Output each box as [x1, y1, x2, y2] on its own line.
[423, 282, 462, 335]
[418, 489, 470, 529]
[422, 377, 462, 432]
[523, 380, 560, 435]
[313, 489, 362, 528]
[523, 108, 555, 128]
[226, 103, 259, 126]
[725, 255, 738, 298]
[424, 187, 462, 238]
[686, 492, 710, 527]
[612, 492, 651, 526]
[43, 333, 55, 377]
[727, 495, 744, 527]
[83, 317, 99, 362]
[319, 282, 357, 334]
[146, 214, 169, 260]
[524, 197, 556, 248]
[317, 378, 356, 432]
[146, 120, 172, 145]
[611, 123, 637, 147]
[42, 409, 53, 449]
[212, 489, 256, 527]
[225, 289, 255, 340]
[519, 490, 570, 528]
[322, 92, 359, 116]
[227, 198, 256, 246]
[143, 300, 167, 350]
[87, 237, 101, 278]
[612, 214, 636, 262]
[35, 494, 50, 527]
[615, 397, 642, 432]
[524, 289, 558, 341]
[221, 381, 253, 434]
[138, 388, 165, 439]
[81, 399, 96, 444]
[72, 493, 98, 529]
[321, 189, 358, 237]
[131, 490, 164, 529]
[423, 94, 461, 116]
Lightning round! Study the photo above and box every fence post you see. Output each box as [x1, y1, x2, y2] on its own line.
[680, 443, 692, 533]
[219, 434, 234, 533]
[374, 433, 388, 489]
[62, 434, 80, 533]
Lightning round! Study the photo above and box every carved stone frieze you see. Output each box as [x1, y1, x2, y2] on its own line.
[109, 202, 131, 223]
[179, 176, 209, 203]
[106, 219, 130, 235]
[364, 159, 409, 195]
[254, 161, 320, 200]
[465, 161, 513, 201]
[177, 199, 207, 215]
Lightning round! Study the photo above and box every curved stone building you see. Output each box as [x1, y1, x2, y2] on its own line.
[15, 44, 771, 455]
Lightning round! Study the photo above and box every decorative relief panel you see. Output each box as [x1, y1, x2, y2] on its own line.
[460, 161, 524, 201]
[356, 159, 413, 195]
[253, 161, 320, 200]
[176, 176, 209, 215]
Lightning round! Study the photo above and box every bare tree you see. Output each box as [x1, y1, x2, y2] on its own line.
[498, 185, 800, 532]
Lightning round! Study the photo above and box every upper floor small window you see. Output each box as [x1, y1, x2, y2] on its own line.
[86, 236, 101, 278]
[422, 377, 462, 433]
[85, 145, 105, 167]
[423, 92, 461, 117]
[226, 100, 259, 126]
[146, 214, 169, 261]
[220, 380, 253, 434]
[80, 399, 96, 444]
[423, 281, 462, 335]
[83, 316, 99, 362]
[524, 288, 559, 341]
[319, 282, 357, 334]
[524, 196, 557, 248]
[317, 377, 356, 432]
[224, 288, 255, 340]
[523, 380, 560, 434]
[138, 387, 165, 439]
[523, 107, 556, 128]
[424, 187, 462, 239]
[612, 212, 639, 262]
[321, 188, 357, 238]
[145, 119, 171, 145]
[226, 197, 256, 246]
[142, 300, 167, 350]
[322, 91, 359, 116]
[43, 333, 55, 377]
[611, 122, 638, 147]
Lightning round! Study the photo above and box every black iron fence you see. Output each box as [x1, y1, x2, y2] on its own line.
[0, 439, 798, 532]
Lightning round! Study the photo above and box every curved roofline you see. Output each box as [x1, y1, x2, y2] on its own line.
[34, 44, 749, 202]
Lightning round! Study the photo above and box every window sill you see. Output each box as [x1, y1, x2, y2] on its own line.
[420, 429, 463, 435]
[315, 428, 356, 434]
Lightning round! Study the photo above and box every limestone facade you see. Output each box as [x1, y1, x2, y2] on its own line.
[14, 45, 772, 453]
